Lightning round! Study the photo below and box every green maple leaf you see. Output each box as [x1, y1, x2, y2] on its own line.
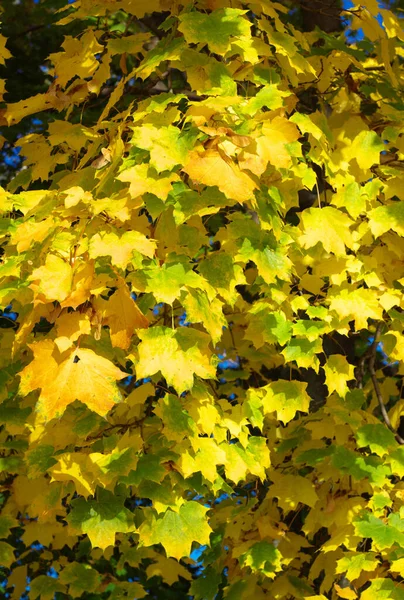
[66, 488, 135, 550]
[178, 8, 251, 55]
[354, 513, 404, 550]
[243, 84, 290, 116]
[239, 540, 282, 578]
[356, 424, 397, 457]
[368, 200, 404, 238]
[360, 579, 404, 600]
[122, 454, 167, 486]
[0, 541, 15, 568]
[59, 562, 101, 597]
[189, 566, 221, 600]
[246, 307, 292, 347]
[154, 394, 196, 442]
[0, 515, 18, 538]
[335, 552, 379, 581]
[282, 338, 322, 372]
[332, 446, 390, 486]
[30, 576, 65, 600]
[130, 124, 195, 172]
[143, 262, 208, 305]
[198, 252, 246, 305]
[139, 501, 212, 560]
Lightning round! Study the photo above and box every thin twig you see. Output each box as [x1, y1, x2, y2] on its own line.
[369, 322, 404, 445]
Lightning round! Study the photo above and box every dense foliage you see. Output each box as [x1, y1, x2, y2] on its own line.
[1, 0, 404, 598]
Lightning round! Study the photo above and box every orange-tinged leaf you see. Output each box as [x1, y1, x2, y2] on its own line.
[54, 311, 92, 352]
[60, 261, 94, 310]
[94, 281, 148, 349]
[183, 149, 257, 203]
[19, 340, 126, 420]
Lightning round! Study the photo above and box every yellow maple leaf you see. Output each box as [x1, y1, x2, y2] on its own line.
[89, 230, 156, 268]
[94, 281, 148, 349]
[300, 207, 354, 256]
[259, 115, 300, 168]
[183, 149, 257, 203]
[268, 473, 319, 511]
[145, 555, 191, 586]
[117, 164, 179, 201]
[334, 583, 357, 600]
[50, 453, 96, 498]
[55, 311, 91, 352]
[136, 327, 217, 394]
[19, 340, 126, 420]
[179, 438, 227, 483]
[61, 261, 94, 310]
[49, 30, 103, 88]
[323, 355, 355, 398]
[328, 288, 382, 331]
[29, 255, 72, 302]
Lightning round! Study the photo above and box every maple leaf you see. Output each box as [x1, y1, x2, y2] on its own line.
[243, 85, 291, 116]
[136, 327, 217, 394]
[49, 30, 103, 88]
[0, 541, 15, 568]
[29, 255, 72, 302]
[368, 201, 404, 238]
[181, 288, 226, 345]
[323, 354, 355, 398]
[360, 579, 404, 600]
[183, 149, 257, 203]
[300, 207, 354, 256]
[268, 473, 319, 510]
[58, 562, 101, 596]
[262, 380, 310, 424]
[258, 116, 300, 168]
[94, 281, 148, 349]
[328, 288, 383, 330]
[335, 552, 379, 582]
[178, 8, 251, 55]
[117, 163, 179, 200]
[130, 124, 194, 172]
[239, 540, 282, 578]
[356, 424, 397, 457]
[30, 576, 65, 600]
[139, 501, 212, 560]
[19, 340, 126, 420]
[354, 513, 404, 550]
[67, 488, 135, 550]
[89, 230, 156, 268]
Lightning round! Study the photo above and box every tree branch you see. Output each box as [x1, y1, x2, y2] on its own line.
[369, 322, 404, 445]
